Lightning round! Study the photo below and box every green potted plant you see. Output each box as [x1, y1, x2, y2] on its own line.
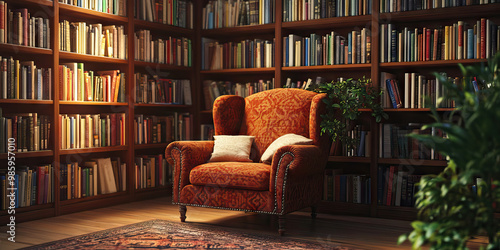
[314, 77, 387, 152]
[398, 53, 500, 249]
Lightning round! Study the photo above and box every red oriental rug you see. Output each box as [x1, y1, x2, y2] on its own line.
[21, 219, 353, 249]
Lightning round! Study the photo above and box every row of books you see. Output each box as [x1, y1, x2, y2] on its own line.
[381, 72, 456, 109]
[0, 4, 50, 48]
[0, 57, 52, 100]
[284, 29, 371, 67]
[134, 30, 192, 66]
[134, 115, 176, 145]
[202, 0, 275, 29]
[377, 165, 422, 207]
[173, 112, 193, 141]
[283, 0, 372, 22]
[200, 124, 215, 140]
[202, 79, 274, 110]
[380, 123, 446, 160]
[0, 164, 54, 210]
[330, 125, 372, 157]
[134, 73, 191, 104]
[323, 170, 372, 204]
[59, 113, 126, 149]
[59, 0, 127, 16]
[379, 0, 496, 13]
[59, 21, 127, 59]
[135, 0, 194, 28]
[60, 157, 126, 201]
[59, 64, 125, 102]
[202, 38, 275, 70]
[283, 76, 322, 89]
[0, 110, 51, 153]
[380, 19, 499, 63]
[135, 155, 172, 189]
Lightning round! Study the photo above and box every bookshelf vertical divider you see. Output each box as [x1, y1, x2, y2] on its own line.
[126, 0, 136, 200]
[52, 0, 61, 218]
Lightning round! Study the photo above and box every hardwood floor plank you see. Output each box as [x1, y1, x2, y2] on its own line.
[0, 197, 488, 250]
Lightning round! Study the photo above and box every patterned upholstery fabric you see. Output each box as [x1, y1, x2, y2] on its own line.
[180, 185, 273, 212]
[165, 88, 330, 216]
[190, 162, 271, 191]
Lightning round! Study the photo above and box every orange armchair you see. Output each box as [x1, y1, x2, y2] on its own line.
[165, 88, 330, 235]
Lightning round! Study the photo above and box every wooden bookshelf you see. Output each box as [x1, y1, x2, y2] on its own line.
[0, 0, 194, 223]
[380, 59, 488, 69]
[200, 23, 275, 38]
[282, 64, 371, 71]
[200, 67, 276, 74]
[282, 15, 372, 30]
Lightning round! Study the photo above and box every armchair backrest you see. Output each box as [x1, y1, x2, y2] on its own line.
[213, 88, 328, 161]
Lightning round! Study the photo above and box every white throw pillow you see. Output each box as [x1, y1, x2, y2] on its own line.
[260, 134, 313, 163]
[209, 135, 255, 162]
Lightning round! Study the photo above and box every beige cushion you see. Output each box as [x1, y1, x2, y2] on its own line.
[209, 135, 255, 162]
[261, 134, 313, 163]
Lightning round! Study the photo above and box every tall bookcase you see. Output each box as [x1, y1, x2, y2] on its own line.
[196, 0, 500, 221]
[0, 0, 196, 224]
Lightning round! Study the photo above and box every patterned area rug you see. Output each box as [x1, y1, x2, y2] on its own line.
[22, 219, 352, 249]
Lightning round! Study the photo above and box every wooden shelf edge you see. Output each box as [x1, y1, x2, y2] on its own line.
[59, 3, 128, 23]
[328, 156, 371, 163]
[17, 0, 53, 7]
[0, 99, 53, 104]
[59, 51, 128, 64]
[0, 43, 52, 54]
[134, 19, 194, 36]
[378, 158, 448, 167]
[135, 186, 170, 193]
[134, 143, 170, 150]
[282, 64, 371, 71]
[282, 15, 372, 29]
[60, 191, 128, 206]
[380, 3, 500, 22]
[200, 67, 276, 74]
[0, 150, 53, 159]
[0, 203, 54, 216]
[201, 23, 275, 37]
[133, 61, 192, 71]
[380, 59, 487, 68]
[134, 103, 190, 107]
[59, 101, 128, 106]
[59, 146, 128, 155]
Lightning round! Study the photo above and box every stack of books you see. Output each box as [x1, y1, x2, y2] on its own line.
[134, 30, 192, 66]
[202, 0, 275, 29]
[0, 110, 51, 153]
[0, 4, 51, 48]
[135, 0, 194, 28]
[283, 0, 372, 21]
[0, 57, 52, 100]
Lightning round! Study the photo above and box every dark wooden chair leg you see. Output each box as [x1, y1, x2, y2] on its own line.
[311, 206, 317, 219]
[278, 215, 286, 236]
[179, 205, 187, 222]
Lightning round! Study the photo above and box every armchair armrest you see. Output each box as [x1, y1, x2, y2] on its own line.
[165, 141, 214, 203]
[269, 144, 327, 214]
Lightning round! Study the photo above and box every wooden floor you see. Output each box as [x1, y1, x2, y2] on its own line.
[0, 197, 488, 249]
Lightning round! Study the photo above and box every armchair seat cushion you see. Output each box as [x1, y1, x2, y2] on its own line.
[189, 162, 271, 191]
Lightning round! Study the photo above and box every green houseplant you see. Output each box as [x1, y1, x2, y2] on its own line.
[314, 77, 387, 151]
[398, 53, 500, 249]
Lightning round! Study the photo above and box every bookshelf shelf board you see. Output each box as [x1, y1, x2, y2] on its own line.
[200, 67, 276, 74]
[17, 0, 53, 7]
[59, 145, 128, 155]
[0, 203, 53, 216]
[282, 64, 371, 71]
[59, 51, 129, 64]
[0, 43, 52, 55]
[59, 101, 128, 106]
[134, 61, 192, 71]
[201, 23, 275, 37]
[58, 4, 129, 23]
[380, 59, 487, 69]
[135, 186, 170, 194]
[134, 19, 194, 37]
[328, 156, 371, 163]
[378, 158, 448, 167]
[60, 191, 128, 206]
[0, 150, 53, 159]
[379, 3, 500, 23]
[0, 99, 53, 104]
[384, 108, 455, 112]
[319, 201, 371, 216]
[134, 143, 170, 150]
[282, 15, 372, 30]
[134, 103, 190, 108]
